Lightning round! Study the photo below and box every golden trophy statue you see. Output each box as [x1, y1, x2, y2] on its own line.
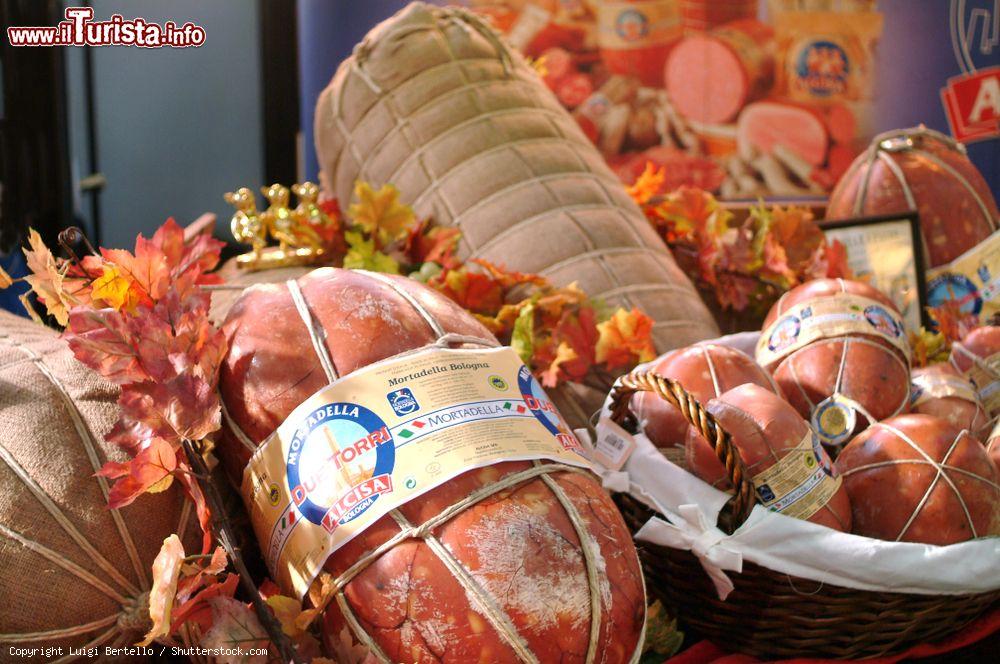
[291, 181, 333, 234]
[226, 181, 333, 271]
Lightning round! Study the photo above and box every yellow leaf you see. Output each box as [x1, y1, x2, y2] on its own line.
[343, 231, 400, 274]
[264, 594, 319, 638]
[22, 228, 72, 325]
[0, 264, 13, 289]
[146, 474, 175, 494]
[596, 308, 657, 368]
[139, 534, 185, 646]
[530, 54, 549, 79]
[91, 264, 141, 312]
[348, 181, 416, 245]
[627, 162, 666, 206]
[541, 342, 578, 388]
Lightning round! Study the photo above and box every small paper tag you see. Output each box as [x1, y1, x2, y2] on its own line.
[593, 418, 637, 471]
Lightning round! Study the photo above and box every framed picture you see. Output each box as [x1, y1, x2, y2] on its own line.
[819, 212, 929, 331]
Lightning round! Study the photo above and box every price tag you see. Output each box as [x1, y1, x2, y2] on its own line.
[593, 418, 637, 471]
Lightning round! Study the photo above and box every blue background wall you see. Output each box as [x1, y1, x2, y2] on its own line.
[298, 0, 417, 183]
[70, 0, 265, 248]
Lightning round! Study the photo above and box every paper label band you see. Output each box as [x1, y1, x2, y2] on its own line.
[961, 351, 1000, 416]
[911, 372, 980, 408]
[241, 346, 591, 599]
[927, 230, 1000, 327]
[751, 431, 842, 521]
[755, 293, 909, 368]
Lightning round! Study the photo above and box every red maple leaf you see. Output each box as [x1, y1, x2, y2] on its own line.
[152, 217, 225, 281]
[118, 375, 221, 447]
[169, 572, 240, 634]
[64, 308, 147, 384]
[404, 220, 462, 268]
[96, 437, 177, 509]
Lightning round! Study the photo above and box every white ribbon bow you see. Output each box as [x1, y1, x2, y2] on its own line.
[635, 504, 743, 601]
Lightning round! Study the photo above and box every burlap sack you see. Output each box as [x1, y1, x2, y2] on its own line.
[314, 1, 719, 352]
[0, 311, 195, 659]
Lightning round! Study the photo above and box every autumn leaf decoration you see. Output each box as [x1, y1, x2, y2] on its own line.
[5, 180, 660, 655]
[8, 220, 226, 544]
[330, 179, 658, 387]
[8, 222, 320, 657]
[631, 164, 852, 314]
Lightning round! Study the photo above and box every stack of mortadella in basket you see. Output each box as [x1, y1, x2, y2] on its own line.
[599, 272, 1000, 658]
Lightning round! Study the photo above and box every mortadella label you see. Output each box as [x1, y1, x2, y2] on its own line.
[756, 293, 910, 368]
[927, 230, 1000, 327]
[959, 351, 1000, 417]
[911, 372, 980, 408]
[751, 431, 842, 520]
[241, 346, 591, 599]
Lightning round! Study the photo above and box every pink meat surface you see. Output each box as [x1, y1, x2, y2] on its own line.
[666, 34, 749, 125]
[737, 101, 829, 166]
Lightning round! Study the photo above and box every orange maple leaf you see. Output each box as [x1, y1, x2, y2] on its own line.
[595, 308, 657, 369]
[540, 342, 579, 388]
[405, 220, 462, 268]
[627, 162, 666, 206]
[430, 267, 504, 315]
[470, 259, 548, 290]
[22, 228, 79, 324]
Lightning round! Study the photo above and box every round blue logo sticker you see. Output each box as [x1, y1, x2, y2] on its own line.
[767, 315, 801, 353]
[864, 305, 902, 338]
[927, 273, 982, 319]
[794, 40, 850, 97]
[615, 9, 649, 42]
[285, 402, 395, 532]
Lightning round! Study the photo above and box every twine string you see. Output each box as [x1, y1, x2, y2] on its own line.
[263, 272, 620, 662]
[0, 334, 147, 594]
[700, 344, 723, 398]
[839, 424, 1000, 541]
[783, 335, 910, 423]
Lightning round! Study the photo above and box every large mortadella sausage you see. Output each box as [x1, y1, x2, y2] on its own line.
[757, 278, 911, 447]
[835, 414, 1000, 544]
[313, 2, 719, 354]
[217, 268, 645, 663]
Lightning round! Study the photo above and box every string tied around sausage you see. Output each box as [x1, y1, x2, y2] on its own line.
[220, 270, 646, 664]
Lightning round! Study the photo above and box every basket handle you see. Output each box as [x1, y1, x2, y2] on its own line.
[608, 369, 758, 534]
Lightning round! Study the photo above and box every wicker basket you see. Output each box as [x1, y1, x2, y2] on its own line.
[607, 369, 1000, 660]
